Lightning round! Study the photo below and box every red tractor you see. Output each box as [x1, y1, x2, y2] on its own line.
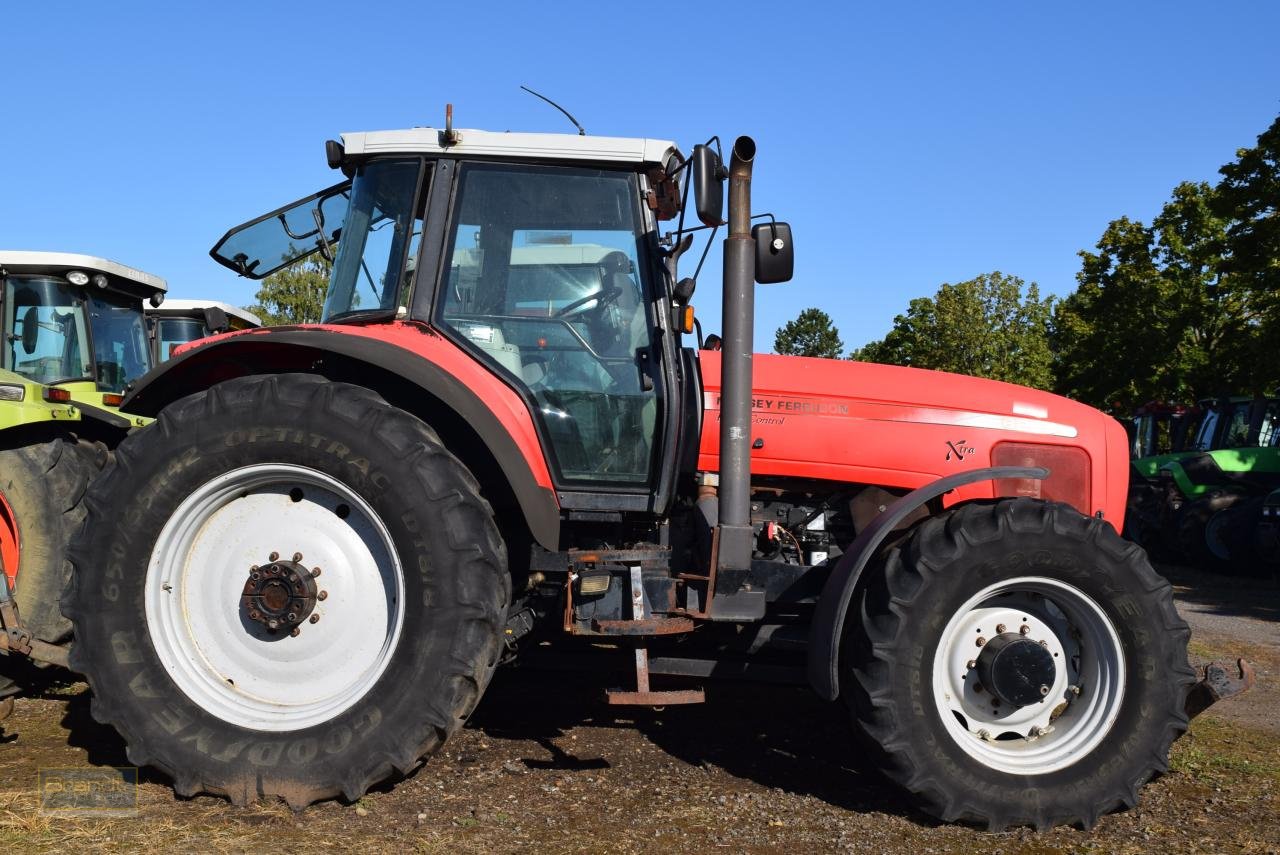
[60, 122, 1230, 829]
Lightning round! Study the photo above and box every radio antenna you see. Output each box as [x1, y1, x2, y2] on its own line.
[520, 86, 586, 136]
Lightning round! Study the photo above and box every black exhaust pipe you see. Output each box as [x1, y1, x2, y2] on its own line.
[717, 135, 757, 572]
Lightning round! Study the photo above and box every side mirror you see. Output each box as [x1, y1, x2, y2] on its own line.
[21, 306, 39, 354]
[752, 221, 794, 284]
[692, 144, 725, 227]
[204, 306, 230, 334]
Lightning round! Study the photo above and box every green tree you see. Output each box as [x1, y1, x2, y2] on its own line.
[851, 272, 1055, 390]
[774, 307, 845, 358]
[1214, 113, 1280, 293]
[247, 253, 332, 326]
[1052, 181, 1271, 414]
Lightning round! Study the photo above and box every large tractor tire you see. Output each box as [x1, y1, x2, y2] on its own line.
[1175, 492, 1258, 575]
[1, 437, 104, 643]
[844, 498, 1193, 830]
[64, 374, 510, 808]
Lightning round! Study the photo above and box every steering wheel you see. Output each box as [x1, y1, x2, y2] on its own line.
[553, 284, 623, 319]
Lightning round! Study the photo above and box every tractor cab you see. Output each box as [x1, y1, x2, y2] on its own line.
[0, 251, 165, 432]
[146, 299, 262, 363]
[207, 128, 788, 513]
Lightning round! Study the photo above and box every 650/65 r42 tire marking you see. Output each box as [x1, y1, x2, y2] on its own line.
[63, 374, 510, 808]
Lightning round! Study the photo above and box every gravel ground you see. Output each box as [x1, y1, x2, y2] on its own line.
[1, 565, 1276, 854]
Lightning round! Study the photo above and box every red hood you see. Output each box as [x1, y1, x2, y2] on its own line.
[697, 352, 1129, 528]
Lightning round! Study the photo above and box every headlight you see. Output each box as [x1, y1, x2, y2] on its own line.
[0, 384, 25, 402]
[66, 270, 89, 286]
[992, 442, 1092, 515]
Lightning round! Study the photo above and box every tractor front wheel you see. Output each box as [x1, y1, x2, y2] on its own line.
[64, 374, 510, 807]
[844, 498, 1193, 830]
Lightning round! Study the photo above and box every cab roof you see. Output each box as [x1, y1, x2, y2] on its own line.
[341, 128, 681, 167]
[0, 251, 167, 295]
[147, 298, 262, 327]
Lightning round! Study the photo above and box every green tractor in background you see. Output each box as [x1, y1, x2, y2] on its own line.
[0, 252, 167, 438]
[0, 251, 167, 713]
[146, 299, 261, 363]
[0, 367, 97, 718]
[1126, 395, 1280, 574]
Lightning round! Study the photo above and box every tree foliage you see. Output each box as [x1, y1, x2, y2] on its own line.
[850, 272, 1055, 389]
[773, 307, 845, 358]
[1215, 113, 1280, 293]
[1054, 174, 1279, 414]
[247, 253, 332, 326]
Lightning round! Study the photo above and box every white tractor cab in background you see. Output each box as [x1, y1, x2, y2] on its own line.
[0, 251, 166, 435]
[146, 299, 261, 363]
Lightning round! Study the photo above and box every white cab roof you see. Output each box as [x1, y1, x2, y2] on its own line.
[147, 298, 262, 327]
[0, 251, 167, 294]
[341, 128, 680, 166]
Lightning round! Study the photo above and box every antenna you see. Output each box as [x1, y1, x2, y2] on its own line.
[520, 86, 586, 136]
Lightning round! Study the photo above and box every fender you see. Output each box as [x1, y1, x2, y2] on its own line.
[121, 325, 561, 550]
[806, 465, 1047, 701]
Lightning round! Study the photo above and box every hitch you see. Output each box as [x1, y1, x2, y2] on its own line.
[1185, 659, 1255, 720]
[0, 577, 70, 670]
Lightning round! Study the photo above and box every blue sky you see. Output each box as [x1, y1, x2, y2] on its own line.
[3, 1, 1277, 351]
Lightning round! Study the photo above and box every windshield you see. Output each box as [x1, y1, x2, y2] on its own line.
[323, 159, 424, 321]
[210, 183, 350, 279]
[155, 317, 208, 362]
[87, 291, 153, 392]
[2, 276, 92, 385]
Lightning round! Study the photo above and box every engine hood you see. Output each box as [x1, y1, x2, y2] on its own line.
[696, 352, 1130, 526]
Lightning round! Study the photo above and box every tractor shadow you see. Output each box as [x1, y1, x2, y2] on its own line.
[468, 644, 936, 825]
[1159, 562, 1280, 623]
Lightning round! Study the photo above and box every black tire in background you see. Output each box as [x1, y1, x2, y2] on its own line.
[844, 498, 1194, 830]
[1, 437, 103, 643]
[64, 374, 510, 807]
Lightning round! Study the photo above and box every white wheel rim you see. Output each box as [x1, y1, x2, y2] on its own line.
[146, 464, 405, 732]
[931, 576, 1125, 774]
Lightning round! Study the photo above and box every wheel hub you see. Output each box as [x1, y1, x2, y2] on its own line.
[241, 555, 321, 635]
[976, 631, 1058, 708]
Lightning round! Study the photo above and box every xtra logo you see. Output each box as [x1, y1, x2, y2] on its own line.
[945, 439, 976, 461]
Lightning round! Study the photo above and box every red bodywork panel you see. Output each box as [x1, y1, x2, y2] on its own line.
[174, 331, 1127, 530]
[175, 322, 555, 494]
[698, 353, 1129, 531]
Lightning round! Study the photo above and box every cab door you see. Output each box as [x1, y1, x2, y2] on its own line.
[431, 161, 672, 508]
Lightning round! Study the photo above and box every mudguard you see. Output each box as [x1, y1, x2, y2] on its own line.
[121, 325, 561, 550]
[807, 465, 1047, 701]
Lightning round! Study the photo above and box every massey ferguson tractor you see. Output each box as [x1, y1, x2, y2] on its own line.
[54, 120, 1248, 830]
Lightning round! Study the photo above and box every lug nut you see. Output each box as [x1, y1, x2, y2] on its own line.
[318, 590, 328, 601]
[977, 729, 992, 741]
[996, 623, 1007, 633]
[1040, 640, 1049, 648]
[250, 565, 259, 572]
[975, 636, 986, 647]
[312, 567, 322, 578]
[293, 552, 303, 562]
[1068, 685, 1082, 696]
[966, 659, 977, 670]
[309, 614, 320, 624]
[269, 551, 279, 561]
[1020, 624, 1031, 635]
[290, 628, 300, 637]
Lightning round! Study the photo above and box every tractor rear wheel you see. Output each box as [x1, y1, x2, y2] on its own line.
[64, 374, 510, 807]
[844, 498, 1193, 830]
[1, 437, 103, 643]
[1176, 492, 1257, 574]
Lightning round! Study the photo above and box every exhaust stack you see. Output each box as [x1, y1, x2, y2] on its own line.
[716, 135, 757, 572]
